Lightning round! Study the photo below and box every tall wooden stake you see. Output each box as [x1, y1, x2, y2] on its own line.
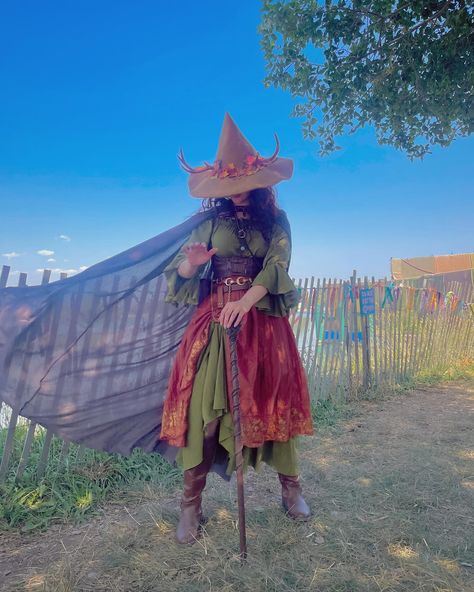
[226, 324, 247, 560]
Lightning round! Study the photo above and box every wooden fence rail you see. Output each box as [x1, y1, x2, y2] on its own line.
[1, 264, 473, 484]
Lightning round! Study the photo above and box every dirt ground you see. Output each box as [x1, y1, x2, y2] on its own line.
[1, 380, 473, 592]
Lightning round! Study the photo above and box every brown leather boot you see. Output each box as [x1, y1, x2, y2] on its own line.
[175, 419, 219, 544]
[175, 466, 207, 544]
[278, 473, 311, 520]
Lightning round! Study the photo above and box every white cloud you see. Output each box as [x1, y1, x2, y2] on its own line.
[47, 258, 56, 262]
[37, 249, 55, 257]
[59, 234, 71, 242]
[79, 265, 89, 271]
[2, 252, 21, 259]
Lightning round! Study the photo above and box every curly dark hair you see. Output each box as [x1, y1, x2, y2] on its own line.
[200, 187, 280, 242]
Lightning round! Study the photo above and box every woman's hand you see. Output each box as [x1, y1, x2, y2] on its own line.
[219, 298, 251, 329]
[184, 242, 218, 266]
[178, 242, 218, 278]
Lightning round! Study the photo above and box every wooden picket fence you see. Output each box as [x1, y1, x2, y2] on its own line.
[288, 271, 473, 402]
[1, 264, 473, 484]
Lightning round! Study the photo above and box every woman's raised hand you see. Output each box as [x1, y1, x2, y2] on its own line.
[183, 242, 218, 266]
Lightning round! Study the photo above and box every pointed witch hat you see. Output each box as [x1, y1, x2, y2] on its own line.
[178, 113, 294, 198]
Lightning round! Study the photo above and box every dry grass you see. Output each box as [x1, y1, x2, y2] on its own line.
[2, 379, 473, 592]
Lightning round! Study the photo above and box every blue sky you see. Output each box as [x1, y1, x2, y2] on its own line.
[1, 1, 472, 285]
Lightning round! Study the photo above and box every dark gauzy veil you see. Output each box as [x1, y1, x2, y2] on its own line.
[0, 209, 215, 463]
[0, 203, 292, 471]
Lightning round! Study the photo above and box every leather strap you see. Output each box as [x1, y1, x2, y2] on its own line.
[213, 281, 251, 308]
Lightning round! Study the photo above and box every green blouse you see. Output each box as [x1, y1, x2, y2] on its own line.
[163, 214, 299, 316]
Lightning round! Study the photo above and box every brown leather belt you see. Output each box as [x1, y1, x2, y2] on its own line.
[211, 275, 253, 308]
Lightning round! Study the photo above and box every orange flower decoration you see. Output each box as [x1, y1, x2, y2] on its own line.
[210, 153, 266, 179]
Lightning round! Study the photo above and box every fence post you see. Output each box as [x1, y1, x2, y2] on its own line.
[343, 280, 352, 395]
[361, 276, 371, 390]
[16, 269, 53, 480]
[350, 270, 361, 393]
[0, 270, 28, 482]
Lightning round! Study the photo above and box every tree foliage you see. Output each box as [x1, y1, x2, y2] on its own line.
[259, 1, 474, 158]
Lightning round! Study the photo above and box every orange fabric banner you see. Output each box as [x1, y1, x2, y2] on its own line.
[391, 252, 474, 280]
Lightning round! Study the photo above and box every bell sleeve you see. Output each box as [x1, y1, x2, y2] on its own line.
[251, 222, 300, 317]
[163, 218, 213, 306]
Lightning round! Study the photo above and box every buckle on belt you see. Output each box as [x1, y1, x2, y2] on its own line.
[212, 276, 252, 311]
[223, 276, 251, 286]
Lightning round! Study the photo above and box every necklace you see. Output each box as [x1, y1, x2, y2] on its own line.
[234, 215, 247, 240]
[233, 205, 250, 239]
[233, 213, 255, 254]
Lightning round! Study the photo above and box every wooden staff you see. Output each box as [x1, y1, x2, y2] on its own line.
[225, 324, 247, 560]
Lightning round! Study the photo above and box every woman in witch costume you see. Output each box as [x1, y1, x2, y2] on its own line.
[160, 113, 314, 544]
[0, 112, 313, 547]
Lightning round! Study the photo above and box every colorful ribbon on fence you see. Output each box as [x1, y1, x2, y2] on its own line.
[406, 286, 416, 311]
[347, 280, 472, 318]
[298, 280, 472, 322]
[310, 287, 317, 321]
[381, 282, 395, 309]
[344, 282, 354, 303]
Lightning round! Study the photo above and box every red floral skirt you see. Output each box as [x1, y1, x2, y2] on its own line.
[160, 289, 314, 448]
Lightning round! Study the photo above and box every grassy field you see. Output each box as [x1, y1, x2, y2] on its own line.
[0, 434, 182, 532]
[0, 364, 473, 591]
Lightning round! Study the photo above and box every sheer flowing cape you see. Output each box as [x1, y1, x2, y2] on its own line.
[0, 206, 292, 465]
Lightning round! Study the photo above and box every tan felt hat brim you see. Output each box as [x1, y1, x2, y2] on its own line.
[188, 157, 294, 199]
